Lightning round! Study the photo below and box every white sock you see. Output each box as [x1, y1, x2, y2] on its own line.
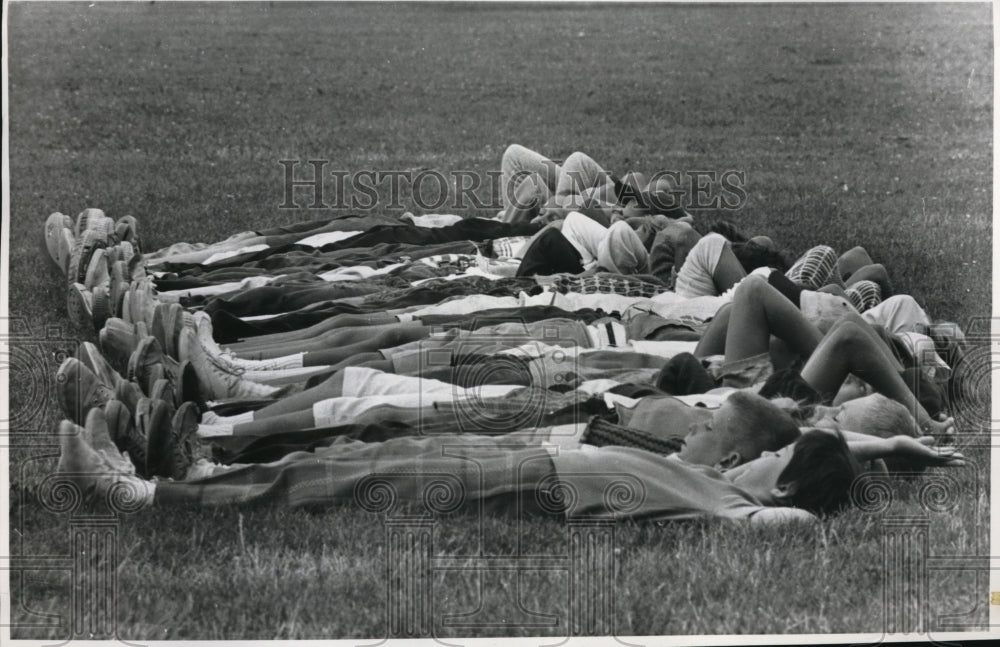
[183, 458, 223, 481]
[229, 352, 305, 371]
[197, 423, 234, 438]
[201, 410, 254, 426]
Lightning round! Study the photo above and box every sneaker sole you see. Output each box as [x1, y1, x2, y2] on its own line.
[67, 284, 93, 332]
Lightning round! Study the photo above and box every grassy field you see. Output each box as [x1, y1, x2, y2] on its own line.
[5, 1, 993, 640]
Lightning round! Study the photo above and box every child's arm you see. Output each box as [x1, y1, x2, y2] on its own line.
[846, 435, 964, 466]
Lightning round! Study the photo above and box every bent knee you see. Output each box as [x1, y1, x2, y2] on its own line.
[503, 143, 530, 159]
[827, 320, 869, 348]
[735, 272, 769, 296]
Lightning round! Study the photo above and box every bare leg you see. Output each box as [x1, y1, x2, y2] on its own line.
[722, 275, 823, 362]
[826, 311, 904, 371]
[694, 303, 731, 357]
[800, 321, 953, 437]
[846, 263, 893, 297]
[836, 246, 874, 279]
[711, 242, 747, 294]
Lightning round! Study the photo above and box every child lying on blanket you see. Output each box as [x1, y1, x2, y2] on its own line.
[688, 275, 954, 439]
[55, 405, 963, 525]
[498, 144, 635, 225]
[514, 212, 651, 277]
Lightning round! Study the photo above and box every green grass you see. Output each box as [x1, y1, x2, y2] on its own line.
[6, 1, 993, 639]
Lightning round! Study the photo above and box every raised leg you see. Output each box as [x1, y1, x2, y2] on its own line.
[836, 246, 874, 280]
[501, 144, 560, 207]
[800, 321, 953, 437]
[693, 303, 732, 357]
[846, 263, 893, 297]
[721, 275, 823, 362]
[555, 151, 615, 209]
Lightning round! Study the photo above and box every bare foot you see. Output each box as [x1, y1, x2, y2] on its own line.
[923, 416, 956, 444]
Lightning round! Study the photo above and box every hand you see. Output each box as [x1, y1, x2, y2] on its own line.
[749, 507, 818, 527]
[891, 436, 966, 467]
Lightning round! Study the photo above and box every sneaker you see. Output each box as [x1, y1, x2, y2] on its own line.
[56, 357, 115, 425]
[163, 303, 184, 360]
[99, 318, 142, 372]
[178, 327, 278, 400]
[134, 397, 171, 478]
[76, 341, 125, 391]
[114, 379, 145, 417]
[119, 289, 131, 324]
[82, 407, 122, 458]
[151, 303, 182, 360]
[115, 215, 141, 251]
[67, 283, 95, 332]
[92, 285, 112, 331]
[117, 240, 135, 268]
[103, 398, 135, 455]
[143, 363, 166, 397]
[128, 279, 157, 327]
[74, 208, 103, 239]
[111, 280, 129, 320]
[56, 227, 75, 276]
[44, 212, 73, 269]
[109, 257, 126, 296]
[70, 229, 108, 287]
[193, 310, 232, 360]
[127, 250, 146, 282]
[150, 401, 204, 480]
[127, 335, 165, 391]
[175, 360, 207, 412]
[149, 377, 177, 410]
[55, 418, 148, 510]
[84, 247, 110, 291]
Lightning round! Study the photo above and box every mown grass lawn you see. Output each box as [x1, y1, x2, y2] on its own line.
[5, 1, 992, 640]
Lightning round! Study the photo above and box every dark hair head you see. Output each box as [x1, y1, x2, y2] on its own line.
[732, 240, 791, 273]
[777, 430, 863, 516]
[707, 220, 748, 243]
[726, 390, 802, 456]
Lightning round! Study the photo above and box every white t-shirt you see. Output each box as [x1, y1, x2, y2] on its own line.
[559, 211, 609, 270]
